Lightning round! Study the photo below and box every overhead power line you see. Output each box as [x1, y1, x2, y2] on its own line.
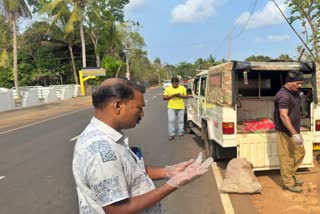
[211, 0, 258, 59]
[232, 0, 258, 40]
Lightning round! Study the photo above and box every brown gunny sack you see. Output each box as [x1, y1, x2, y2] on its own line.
[220, 158, 262, 194]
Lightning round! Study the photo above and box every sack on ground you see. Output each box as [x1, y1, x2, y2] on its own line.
[220, 158, 262, 194]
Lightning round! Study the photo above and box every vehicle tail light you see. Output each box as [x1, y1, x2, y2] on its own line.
[223, 122, 234, 134]
[315, 120, 320, 131]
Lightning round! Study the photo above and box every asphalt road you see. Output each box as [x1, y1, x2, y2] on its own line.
[0, 87, 255, 214]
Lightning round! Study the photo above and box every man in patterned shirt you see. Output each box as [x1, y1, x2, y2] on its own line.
[72, 78, 213, 214]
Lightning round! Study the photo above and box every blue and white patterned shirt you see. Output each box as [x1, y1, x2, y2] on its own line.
[72, 117, 161, 214]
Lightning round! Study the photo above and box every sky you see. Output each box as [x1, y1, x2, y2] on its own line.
[124, 0, 303, 65]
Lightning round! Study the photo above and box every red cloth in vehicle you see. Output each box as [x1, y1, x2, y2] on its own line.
[243, 118, 275, 132]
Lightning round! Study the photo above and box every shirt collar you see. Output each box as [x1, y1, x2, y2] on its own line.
[90, 117, 128, 145]
[283, 86, 299, 97]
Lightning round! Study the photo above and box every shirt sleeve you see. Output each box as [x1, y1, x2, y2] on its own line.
[86, 140, 129, 207]
[181, 86, 187, 96]
[164, 87, 169, 96]
[277, 92, 290, 109]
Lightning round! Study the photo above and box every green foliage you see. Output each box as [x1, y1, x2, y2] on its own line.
[106, 0, 129, 22]
[175, 61, 194, 78]
[285, 0, 320, 62]
[1, 0, 32, 93]
[277, 54, 293, 61]
[193, 54, 220, 71]
[26, 0, 49, 12]
[154, 57, 161, 65]
[1, 0, 31, 17]
[129, 49, 150, 82]
[245, 55, 272, 62]
[207, 54, 216, 64]
[101, 55, 121, 78]
[0, 67, 13, 88]
[0, 16, 11, 68]
[0, 16, 12, 87]
[13, 19, 84, 86]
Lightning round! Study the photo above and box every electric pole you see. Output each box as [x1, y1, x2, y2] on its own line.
[228, 31, 232, 61]
[125, 45, 130, 80]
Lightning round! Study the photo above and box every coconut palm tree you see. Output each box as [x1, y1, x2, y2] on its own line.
[44, 0, 92, 69]
[0, 15, 11, 68]
[0, 0, 31, 98]
[66, 0, 88, 68]
[40, 0, 79, 84]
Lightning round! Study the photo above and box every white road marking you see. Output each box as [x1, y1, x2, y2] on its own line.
[151, 96, 157, 99]
[0, 176, 6, 180]
[211, 162, 235, 214]
[145, 100, 149, 103]
[69, 135, 80, 142]
[0, 107, 92, 135]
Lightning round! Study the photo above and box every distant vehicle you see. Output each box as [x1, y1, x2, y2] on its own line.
[163, 80, 171, 89]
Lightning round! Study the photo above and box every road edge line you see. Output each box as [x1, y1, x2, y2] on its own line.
[69, 135, 80, 142]
[0, 107, 92, 135]
[211, 162, 235, 214]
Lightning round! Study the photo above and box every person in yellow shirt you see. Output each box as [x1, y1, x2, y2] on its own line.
[163, 77, 188, 140]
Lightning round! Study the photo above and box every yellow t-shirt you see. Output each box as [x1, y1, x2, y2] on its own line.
[164, 85, 187, 109]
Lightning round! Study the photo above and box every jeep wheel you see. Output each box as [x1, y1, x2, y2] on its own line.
[202, 123, 215, 159]
[186, 121, 194, 134]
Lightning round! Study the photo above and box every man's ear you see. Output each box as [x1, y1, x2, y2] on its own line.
[112, 100, 122, 114]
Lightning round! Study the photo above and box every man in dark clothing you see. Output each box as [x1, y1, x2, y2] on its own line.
[273, 70, 305, 193]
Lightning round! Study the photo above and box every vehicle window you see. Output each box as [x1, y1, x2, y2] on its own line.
[194, 77, 199, 95]
[237, 70, 286, 96]
[200, 77, 206, 96]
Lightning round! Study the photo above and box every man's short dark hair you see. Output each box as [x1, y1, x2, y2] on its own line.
[92, 79, 145, 109]
[126, 80, 146, 93]
[171, 77, 179, 83]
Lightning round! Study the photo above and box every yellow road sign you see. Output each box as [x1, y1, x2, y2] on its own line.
[81, 68, 106, 76]
[79, 68, 106, 95]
